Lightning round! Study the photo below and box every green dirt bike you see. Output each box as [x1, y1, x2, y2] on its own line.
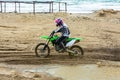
[35, 32, 84, 58]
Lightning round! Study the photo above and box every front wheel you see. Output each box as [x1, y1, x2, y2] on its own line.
[35, 43, 50, 58]
[69, 45, 84, 58]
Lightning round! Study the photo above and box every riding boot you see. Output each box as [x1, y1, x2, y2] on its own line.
[59, 42, 66, 52]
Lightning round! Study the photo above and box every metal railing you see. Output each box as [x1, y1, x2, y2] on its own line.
[0, 1, 67, 14]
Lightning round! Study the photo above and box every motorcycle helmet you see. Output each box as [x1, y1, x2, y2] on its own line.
[55, 18, 63, 26]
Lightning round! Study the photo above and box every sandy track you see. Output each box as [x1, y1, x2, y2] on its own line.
[0, 51, 119, 65]
[0, 9, 120, 80]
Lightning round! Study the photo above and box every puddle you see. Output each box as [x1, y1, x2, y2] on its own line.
[24, 64, 120, 80]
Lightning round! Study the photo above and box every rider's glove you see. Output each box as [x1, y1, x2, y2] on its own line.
[52, 30, 55, 34]
[49, 30, 55, 38]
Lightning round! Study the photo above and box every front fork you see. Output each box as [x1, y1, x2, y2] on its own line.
[43, 39, 50, 50]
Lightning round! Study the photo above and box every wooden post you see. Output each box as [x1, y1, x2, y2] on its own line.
[59, 2, 60, 12]
[15, 2, 17, 13]
[49, 2, 51, 13]
[0, 2, 2, 13]
[19, 2, 20, 13]
[4, 2, 6, 13]
[52, 2, 53, 13]
[33, 1, 35, 14]
[65, 3, 67, 12]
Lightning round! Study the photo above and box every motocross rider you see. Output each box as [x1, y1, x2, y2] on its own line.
[52, 18, 70, 51]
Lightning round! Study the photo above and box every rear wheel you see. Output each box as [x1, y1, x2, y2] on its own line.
[35, 43, 50, 58]
[69, 45, 84, 58]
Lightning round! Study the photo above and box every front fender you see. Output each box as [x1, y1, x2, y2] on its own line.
[40, 36, 49, 39]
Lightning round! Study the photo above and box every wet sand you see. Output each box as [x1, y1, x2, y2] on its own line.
[0, 62, 120, 80]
